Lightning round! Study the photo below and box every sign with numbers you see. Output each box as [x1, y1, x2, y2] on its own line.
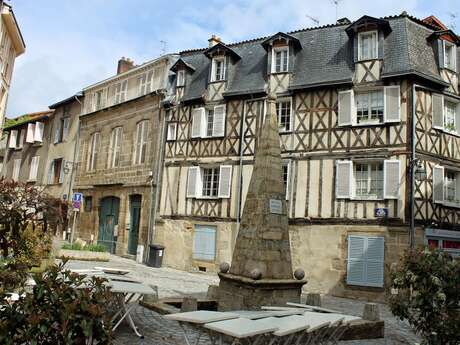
[72, 193, 83, 211]
[374, 208, 388, 218]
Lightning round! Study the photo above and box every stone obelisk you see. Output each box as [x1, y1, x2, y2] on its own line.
[217, 98, 306, 311]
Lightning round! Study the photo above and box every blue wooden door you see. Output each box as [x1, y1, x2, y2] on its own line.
[98, 197, 120, 253]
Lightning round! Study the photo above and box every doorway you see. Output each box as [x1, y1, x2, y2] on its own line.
[98, 196, 120, 253]
[128, 195, 142, 255]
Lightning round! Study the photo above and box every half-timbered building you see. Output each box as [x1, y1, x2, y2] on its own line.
[155, 13, 460, 300]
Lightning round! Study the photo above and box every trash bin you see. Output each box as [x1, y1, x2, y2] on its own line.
[147, 244, 165, 268]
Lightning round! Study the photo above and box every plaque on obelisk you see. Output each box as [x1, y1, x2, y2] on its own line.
[217, 98, 306, 311]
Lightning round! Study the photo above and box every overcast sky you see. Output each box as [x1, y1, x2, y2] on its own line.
[5, 0, 460, 117]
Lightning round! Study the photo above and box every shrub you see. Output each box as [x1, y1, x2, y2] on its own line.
[0, 261, 113, 344]
[389, 248, 460, 345]
[62, 242, 83, 251]
[61, 243, 107, 252]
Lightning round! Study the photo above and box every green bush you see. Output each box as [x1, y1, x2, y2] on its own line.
[389, 248, 460, 345]
[62, 242, 82, 251]
[61, 243, 106, 252]
[0, 261, 113, 344]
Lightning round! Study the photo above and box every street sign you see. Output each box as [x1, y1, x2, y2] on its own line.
[72, 193, 83, 211]
[374, 208, 388, 218]
[72, 193, 83, 202]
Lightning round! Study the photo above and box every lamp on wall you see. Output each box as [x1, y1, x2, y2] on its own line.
[414, 159, 427, 181]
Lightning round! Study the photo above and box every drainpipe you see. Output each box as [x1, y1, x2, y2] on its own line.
[410, 83, 417, 249]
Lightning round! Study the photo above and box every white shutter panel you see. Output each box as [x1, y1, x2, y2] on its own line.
[336, 160, 353, 198]
[26, 123, 35, 143]
[384, 160, 400, 199]
[29, 156, 39, 181]
[47, 161, 55, 184]
[34, 122, 44, 142]
[285, 162, 291, 200]
[338, 90, 354, 126]
[456, 103, 460, 136]
[442, 40, 447, 69]
[384, 86, 400, 123]
[8, 130, 17, 148]
[187, 167, 200, 198]
[54, 122, 61, 143]
[191, 108, 205, 138]
[347, 236, 366, 285]
[432, 165, 445, 203]
[432, 94, 444, 130]
[365, 237, 385, 287]
[18, 129, 25, 148]
[212, 105, 226, 137]
[167, 123, 177, 141]
[62, 118, 70, 140]
[218, 165, 232, 198]
[59, 160, 65, 183]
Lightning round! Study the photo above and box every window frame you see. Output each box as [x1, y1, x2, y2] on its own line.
[275, 98, 292, 132]
[176, 69, 185, 87]
[353, 161, 384, 200]
[201, 167, 220, 198]
[134, 120, 149, 165]
[444, 100, 457, 133]
[166, 122, 177, 141]
[84, 196, 93, 212]
[358, 30, 378, 61]
[108, 126, 123, 168]
[211, 56, 226, 82]
[355, 90, 384, 125]
[87, 132, 100, 172]
[443, 40, 457, 72]
[271, 46, 289, 73]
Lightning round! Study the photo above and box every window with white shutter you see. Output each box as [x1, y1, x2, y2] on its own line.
[276, 99, 292, 132]
[347, 235, 385, 287]
[283, 161, 291, 200]
[335, 160, 353, 198]
[8, 130, 17, 148]
[12, 159, 21, 181]
[338, 90, 353, 126]
[212, 105, 226, 137]
[432, 93, 444, 130]
[134, 121, 148, 165]
[191, 108, 205, 138]
[62, 117, 70, 141]
[384, 86, 400, 123]
[34, 122, 44, 142]
[193, 225, 217, 261]
[26, 123, 35, 143]
[358, 31, 378, 61]
[176, 70, 185, 87]
[166, 123, 177, 141]
[218, 165, 232, 198]
[433, 165, 445, 204]
[18, 129, 25, 149]
[87, 132, 100, 171]
[186, 166, 202, 198]
[443, 40, 457, 71]
[211, 56, 226, 82]
[108, 127, 123, 168]
[383, 160, 400, 199]
[28, 156, 40, 181]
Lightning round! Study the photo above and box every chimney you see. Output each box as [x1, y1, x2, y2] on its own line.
[117, 57, 135, 74]
[336, 17, 351, 25]
[208, 35, 221, 48]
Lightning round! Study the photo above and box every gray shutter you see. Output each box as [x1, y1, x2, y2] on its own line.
[347, 236, 366, 285]
[191, 108, 204, 138]
[384, 160, 400, 199]
[59, 160, 65, 183]
[338, 90, 354, 126]
[218, 165, 232, 198]
[377, 31, 384, 59]
[8, 130, 17, 148]
[336, 160, 353, 198]
[439, 40, 446, 69]
[26, 123, 35, 143]
[353, 35, 359, 63]
[212, 105, 226, 137]
[456, 103, 460, 136]
[187, 167, 199, 198]
[432, 93, 444, 130]
[193, 226, 216, 261]
[62, 118, 70, 140]
[384, 86, 400, 123]
[365, 237, 385, 287]
[432, 165, 444, 203]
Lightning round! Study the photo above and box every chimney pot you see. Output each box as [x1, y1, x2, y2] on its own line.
[208, 35, 221, 48]
[117, 57, 135, 74]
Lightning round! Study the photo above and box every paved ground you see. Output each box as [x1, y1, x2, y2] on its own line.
[63, 255, 420, 345]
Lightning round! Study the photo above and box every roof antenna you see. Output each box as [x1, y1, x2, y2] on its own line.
[448, 12, 457, 31]
[160, 40, 167, 56]
[331, 0, 344, 22]
[305, 14, 320, 26]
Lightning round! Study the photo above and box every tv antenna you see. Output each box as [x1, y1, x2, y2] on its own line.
[331, 0, 344, 22]
[448, 12, 457, 31]
[305, 14, 319, 26]
[160, 40, 167, 56]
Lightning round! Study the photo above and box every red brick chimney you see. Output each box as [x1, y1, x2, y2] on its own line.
[117, 57, 135, 74]
[208, 35, 221, 48]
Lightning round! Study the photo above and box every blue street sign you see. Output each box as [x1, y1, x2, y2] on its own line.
[374, 208, 388, 218]
[72, 193, 83, 203]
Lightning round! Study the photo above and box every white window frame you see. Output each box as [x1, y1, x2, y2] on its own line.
[12, 158, 20, 181]
[186, 165, 232, 199]
[271, 46, 289, 73]
[355, 90, 384, 125]
[276, 98, 292, 132]
[443, 40, 457, 71]
[134, 120, 149, 165]
[444, 100, 457, 133]
[108, 127, 123, 168]
[211, 56, 226, 82]
[358, 30, 378, 61]
[28, 156, 40, 181]
[167, 122, 177, 141]
[445, 170, 457, 203]
[353, 161, 384, 200]
[176, 69, 185, 87]
[87, 132, 100, 172]
[115, 80, 128, 104]
[94, 89, 104, 111]
[138, 70, 153, 96]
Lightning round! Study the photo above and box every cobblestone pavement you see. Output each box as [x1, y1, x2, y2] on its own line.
[64, 255, 420, 345]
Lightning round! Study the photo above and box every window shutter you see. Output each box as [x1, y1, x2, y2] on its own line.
[432, 94, 444, 130]
[167, 123, 177, 141]
[12, 159, 21, 180]
[338, 90, 354, 126]
[384, 86, 400, 123]
[285, 162, 291, 200]
[347, 236, 366, 285]
[29, 156, 39, 181]
[18, 129, 25, 148]
[441, 40, 447, 69]
[212, 105, 226, 137]
[187, 166, 201, 198]
[365, 237, 385, 287]
[218, 165, 232, 198]
[384, 160, 400, 199]
[191, 108, 204, 138]
[193, 226, 216, 261]
[8, 130, 17, 148]
[54, 122, 61, 143]
[34, 122, 44, 142]
[59, 160, 65, 183]
[26, 123, 35, 143]
[456, 103, 460, 136]
[48, 162, 55, 184]
[336, 160, 353, 198]
[432, 165, 445, 203]
[62, 118, 70, 140]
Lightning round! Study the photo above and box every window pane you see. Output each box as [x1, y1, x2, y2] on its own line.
[445, 171, 456, 202]
[443, 240, 460, 249]
[428, 239, 439, 249]
[355, 162, 383, 197]
[207, 109, 214, 136]
[276, 100, 291, 131]
[444, 101, 456, 131]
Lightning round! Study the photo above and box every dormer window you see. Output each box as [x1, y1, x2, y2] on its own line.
[177, 70, 185, 87]
[358, 31, 378, 61]
[444, 40, 456, 71]
[272, 47, 288, 73]
[211, 56, 226, 82]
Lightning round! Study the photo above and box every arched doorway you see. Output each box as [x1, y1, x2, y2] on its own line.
[98, 196, 120, 253]
[128, 194, 142, 255]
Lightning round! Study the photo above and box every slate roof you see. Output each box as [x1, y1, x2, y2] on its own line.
[176, 14, 456, 102]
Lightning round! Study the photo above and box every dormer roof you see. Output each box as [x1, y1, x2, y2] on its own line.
[261, 32, 302, 51]
[170, 58, 196, 73]
[204, 42, 241, 60]
[345, 15, 391, 37]
[427, 29, 460, 45]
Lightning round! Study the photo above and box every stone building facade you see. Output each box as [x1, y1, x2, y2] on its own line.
[155, 14, 460, 300]
[74, 55, 176, 257]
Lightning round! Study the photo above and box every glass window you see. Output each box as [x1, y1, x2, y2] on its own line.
[206, 109, 214, 137]
[445, 171, 457, 202]
[87, 132, 100, 171]
[273, 47, 288, 73]
[167, 123, 177, 141]
[444, 41, 456, 71]
[354, 162, 384, 198]
[177, 70, 185, 87]
[95, 90, 104, 110]
[276, 99, 291, 131]
[134, 121, 148, 165]
[212, 57, 225, 81]
[202, 167, 219, 197]
[359, 31, 377, 60]
[108, 127, 123, 168]
[356, 90, 384, 124]
[444, 101, 456, 132]
[84, 196, 93, 212]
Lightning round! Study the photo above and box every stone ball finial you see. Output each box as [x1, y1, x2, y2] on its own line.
[294, 268, 305, 280]
[219, 262, 230, 273]
[250, 268, 262, 280]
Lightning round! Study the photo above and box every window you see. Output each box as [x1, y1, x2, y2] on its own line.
[444, 101, 456, 133]
[87, 132, 100, 171]
[48, 158, 64, 184]
[444, 41, 456, 71]
[94, 90, 104, 110]
[193, 225, 216, 261]
[12, 158, 20, 181]
[211, 56, 226, 82]
[84, 196, 93, 212]
[167, 123, 177, 141]
[114, 80, 128, 104]
[8, 129, 18, 148]
[139, 71, 153, 96]
[433, 166, 460, 206]
[347, 235, 384, 287]
[187, 165, 232, 199]
[206, 109, 214, 137]
[134, 121, 148, 165]
[354, 162, 384, 198]
[28, 156, 40, 181]
[176, 70, 185, 87]
[445, 171, 457, 202]
[18, 129, 25, 149]
[358, 31, 378, 61]
[272, 47, 288, 73]
[282, 161, 291, 200]
[54, 117, 70, 143]
[108, 127, 123, 168]
[191, 105, 226, 138]
[432, 94, 460, 135]
[356, 91, 384, 124]
[202, 167, 220, 197]
[426, 229, 460, 258]
[276, 99, 291, 131]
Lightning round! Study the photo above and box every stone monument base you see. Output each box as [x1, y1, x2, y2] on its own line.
[217, 273, 307, 311]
